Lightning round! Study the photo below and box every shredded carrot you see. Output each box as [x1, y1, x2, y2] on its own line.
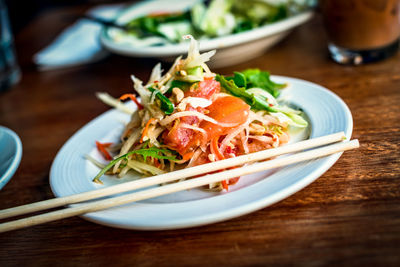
[119, 94, 144, 110]
[95, 141, 113, 160]
[211, 137, 225, 161]
[182, 152, 194, 161]
[153, 158, 161, 168]
[221, 180, 229, 191]
[140, 118, 156, 143]
[211, 137, 229, 190]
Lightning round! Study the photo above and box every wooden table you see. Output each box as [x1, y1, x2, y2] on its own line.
[1, 5, 399, 266]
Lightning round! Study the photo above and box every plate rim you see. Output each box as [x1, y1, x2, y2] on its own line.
[50, 76, 353, 230]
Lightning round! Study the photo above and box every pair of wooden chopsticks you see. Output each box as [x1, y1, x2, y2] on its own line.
[0, 132, 358, 233]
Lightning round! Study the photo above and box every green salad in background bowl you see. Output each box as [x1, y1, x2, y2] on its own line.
[100, 0, 315, 67]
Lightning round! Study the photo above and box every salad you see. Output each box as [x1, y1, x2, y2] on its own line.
[110, 0, 315, 46]
[90, 36, 308, 191]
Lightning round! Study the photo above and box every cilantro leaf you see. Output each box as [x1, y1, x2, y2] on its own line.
[130, 147, 177, 161]
[93, 147, 177, 184]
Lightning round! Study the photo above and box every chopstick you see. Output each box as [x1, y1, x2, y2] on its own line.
[0, 132, 346, 220]
[0, 135, 358, 233]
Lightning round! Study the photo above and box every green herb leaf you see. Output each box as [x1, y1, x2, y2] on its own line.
[92, 147, 178, 184]
[233, 72, 247, 88]
[169, 80, 192, 91]
[242, 69, 286, 97]
[130, 147, 178, 162]
[126, 11, 191, 39]
[216, 74, 276, 112]
[149, 87, 174, 114]
[233, 20, 255, 33]
[217, 73, 307, 128]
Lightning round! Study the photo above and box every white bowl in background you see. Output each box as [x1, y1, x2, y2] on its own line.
[100, 0, 314, 68]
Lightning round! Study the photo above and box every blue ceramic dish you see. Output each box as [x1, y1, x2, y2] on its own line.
[0, 126, 22, 190]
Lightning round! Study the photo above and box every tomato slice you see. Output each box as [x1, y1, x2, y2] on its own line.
[200, 96, 250, 141]
[164, 82, 249, 157]
[184, 79, 220, 99]
[163, 125, 197, 156]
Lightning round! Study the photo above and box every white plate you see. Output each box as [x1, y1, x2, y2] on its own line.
[100, 0, 314, 68]
[50, 76, 353, 230]
[0, 126, 23, 190]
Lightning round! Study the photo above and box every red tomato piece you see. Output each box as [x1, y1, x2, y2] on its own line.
[163, 92, 250, 157]
[163, 126, 198, 156]
[200, 96, 250, 141]
[184, 79, 220, 99]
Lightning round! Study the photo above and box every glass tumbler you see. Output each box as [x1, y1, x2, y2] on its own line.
[0, 0, 20, 92]
[320, 0, 400, 65]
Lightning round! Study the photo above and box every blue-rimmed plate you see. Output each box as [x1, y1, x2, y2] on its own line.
[50, 76, 353, 230]
[0, 126, 22, 190]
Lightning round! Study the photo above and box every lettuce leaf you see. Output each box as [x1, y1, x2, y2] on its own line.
[216, 73, 308, 128]
[216, 74, 276, 112]
[241, 69, 286, 97]
[194, 0, 235, 36]
[272, 106, 308, 128]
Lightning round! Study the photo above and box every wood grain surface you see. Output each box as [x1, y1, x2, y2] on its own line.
[0, 5, 399, 267]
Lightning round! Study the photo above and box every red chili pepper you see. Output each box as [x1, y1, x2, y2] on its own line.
[119, 94, 144, 110]
[95, 141, 113, 160]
